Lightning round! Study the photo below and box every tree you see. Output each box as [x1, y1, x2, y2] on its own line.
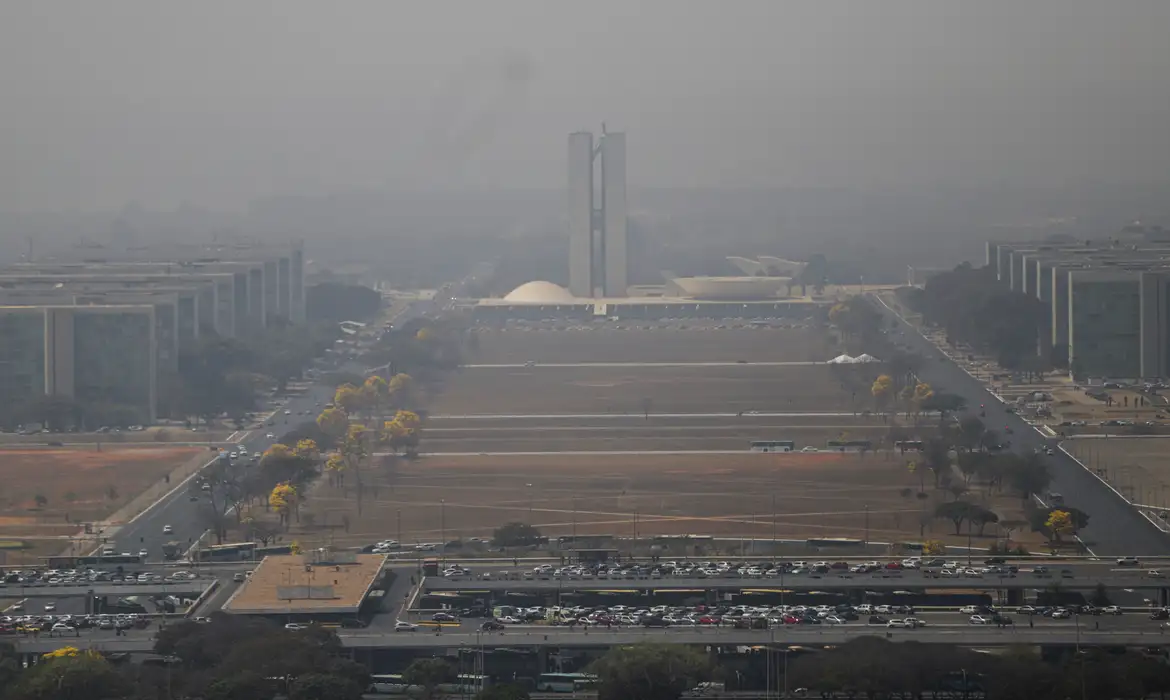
[935, 501, 975, 535]
[1008, 453, 1051, 502]
[402, 658, 456, 700]
[305, 282, 381, 322]
[316, 407, 349, 442]
[13, 650, 130, 700]
[957, 416, 987, 451]
[289, 673, 363, 700]
[333, 384, 365, 415]
[919, 391, 966, 418]
[1045, 509, 1074, 542]
[492, 521, 542, 547]
[589, 643, 711, 700]
[998, 518, 1028, 546]
[204, 671, 275, 700]
[969, 506, 1000, 536]
[871, 374, 894, 412]
[478, 684, 531, 700]
[269, 482, 298, 528]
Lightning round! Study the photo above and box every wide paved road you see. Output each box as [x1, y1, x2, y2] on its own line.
[106, 303, 427, 560]
[107, 383, 336, 560]
[12, 625, 1170, 655]
[872, 296, 1170, 556]
[422, 573, 1168, 593]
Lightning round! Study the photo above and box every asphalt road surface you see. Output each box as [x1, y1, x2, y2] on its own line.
[13, 625, 1170, 655]
[872, 296, 1170, 556]
[105, 382, 337, 560]
[106, 300, 425, 559]
[421, 573, 1168, 593]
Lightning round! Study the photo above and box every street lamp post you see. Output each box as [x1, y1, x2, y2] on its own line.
[397, 509, 402, 546]
[440, 499, 446, 565]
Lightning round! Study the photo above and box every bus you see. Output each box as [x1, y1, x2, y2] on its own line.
[195, 542, 256, 562]
[894, 440, 925, 453]
[749, 440, 795, 453]
[368, 674, 491, 695]
[826, 439, 872, 452]
[536, 673, 598, 693]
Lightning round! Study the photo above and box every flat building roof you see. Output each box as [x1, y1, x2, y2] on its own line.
[222, 553, 386, 615]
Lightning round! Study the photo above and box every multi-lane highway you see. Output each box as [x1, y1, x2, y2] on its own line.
[105, 382, 336, 560]
[12, 625, 1170, 655]
[104, 301, 427, 560]
[872, 296, 1170, 556]
[421, 573, 1170, 593]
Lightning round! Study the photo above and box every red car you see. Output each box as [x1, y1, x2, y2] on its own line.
[698, 616, 720, 625]
[885, 562, 903, 570]
[782, 615, 801, 625]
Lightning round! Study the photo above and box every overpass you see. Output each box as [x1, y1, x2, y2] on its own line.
[422, 574, 1170, 593]
[0, 583, 209, 598]
[12, 626, 1170, 656]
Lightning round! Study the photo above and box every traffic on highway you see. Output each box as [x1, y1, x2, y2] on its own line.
[872, 296, 1170, 556]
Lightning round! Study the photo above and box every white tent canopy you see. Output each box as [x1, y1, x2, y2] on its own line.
[854, 353, 881, 363]
[827, 354, 858, 364]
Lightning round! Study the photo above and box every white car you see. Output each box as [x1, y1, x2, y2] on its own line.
[44, 602, 56, 612]
[959, 605, 980, 614]
[266, 433, 275, 439]
[51, 623, 72, 633]
[284, 623, 308, 631]
[162, 525, 173, 534]
[138, 550, 149, 559]
[1150, 570, 1165, 578]
[394, 621, 418, 632]
[969, 615, 991, 625]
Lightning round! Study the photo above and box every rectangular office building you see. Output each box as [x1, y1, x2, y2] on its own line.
[0, 305, 158, 425]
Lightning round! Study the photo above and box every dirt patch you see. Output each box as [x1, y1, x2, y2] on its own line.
[469, 327, 833, 364]
[433, 364, 860, 416]
[0, 447, 203, 563]
[269, 452, 1035, 553]
[1065, 438, 1170, 505]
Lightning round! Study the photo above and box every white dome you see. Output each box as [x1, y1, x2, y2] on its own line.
[503, 281, 577, 303]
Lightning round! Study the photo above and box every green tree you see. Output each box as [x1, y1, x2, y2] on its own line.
[935, 501, 975, 535]
[10, 652, 129, 700]
[402, 658, 457, 700]
[289, 673, 363, 700]
[204, 671, 275, 700]
[478, 683, 531, 700]
[492, 521, 542, 547]
[1008, 453, 1051, 502]
[590, 643, 711, 700]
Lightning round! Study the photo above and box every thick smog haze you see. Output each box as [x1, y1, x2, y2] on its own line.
[2, 0, 1169, 211]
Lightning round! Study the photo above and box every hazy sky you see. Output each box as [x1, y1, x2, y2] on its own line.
[2, 0, 1169, 210]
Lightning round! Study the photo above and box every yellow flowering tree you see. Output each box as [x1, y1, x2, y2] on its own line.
[871, 374, 894, 412]
[325, 452, 347, 487]
[334, 383, 365, 415]
[293, 439, 320, 461]
[316, 406, 349, 441]
[269, 482, 299, 528]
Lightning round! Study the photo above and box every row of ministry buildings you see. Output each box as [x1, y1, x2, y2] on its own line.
[987, 224, 1170, 380]
[0, 243, 305, 425]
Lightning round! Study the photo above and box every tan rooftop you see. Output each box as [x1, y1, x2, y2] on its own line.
[222, 552, 386, 614]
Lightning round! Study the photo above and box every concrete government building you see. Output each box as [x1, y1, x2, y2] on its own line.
[0, 242, 305, 424]
[477, 131, 813, 323]
[987, 223, 1170, 380]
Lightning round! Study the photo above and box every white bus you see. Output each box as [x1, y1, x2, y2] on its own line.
[536, 673, 599, 693]
[750, 440, 795, 453]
